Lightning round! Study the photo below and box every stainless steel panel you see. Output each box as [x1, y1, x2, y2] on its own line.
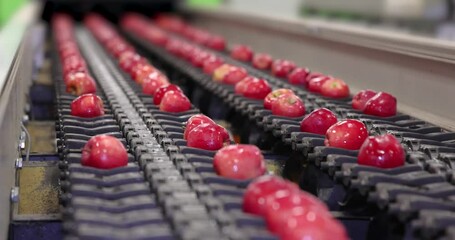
[185, 7, 455, 130]
[0, 3, 40, 237]
[303, 0, 447, 20]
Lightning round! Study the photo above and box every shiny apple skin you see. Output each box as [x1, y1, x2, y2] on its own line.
[271, 59, 296, 78]
[263, 89, 294, 110]
[358, 134, 405, 169]
[243, 175, 298, 216]
[273, 206, 348, 240]
[81, 135, 128, 169]
[202, 56, 224, 75]
[206, 35, 226, 51]
[159, 90, 191, 113]
[307, 76, 331, 93]
[230, 45, 254, 62]
[300, 108, 338, 135]
[264, 190, 329, 233]
[213, 144, 266, 180]
[235, 78, 272, 100]
[184, 114, 216, 140]
[252, 53, 273, 70]
[187, 123, 230, 151]
[153, 84, 182, 105]
[363, 92, 397, 117]
[352, 89, 377, 110]
[271, 94, 306, 117]
[320, 78, 350, 98]
[65, 72, 97, 96]
[222, 66, 249, 85]
[71, 94, 105, 118]
[141, 72, 170, 95]
[325, 119, 369, 150]
[288, 67, 310, 86]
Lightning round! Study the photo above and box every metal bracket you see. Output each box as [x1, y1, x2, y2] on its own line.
[22, 114, 29, 124]
[10, 187, 19, 203]
[15, 158, 23, 169]
[19, 130, 26, 150]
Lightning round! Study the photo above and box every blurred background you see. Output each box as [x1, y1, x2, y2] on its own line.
[3, 0, 455, 40]
[185, 0, 455, 41]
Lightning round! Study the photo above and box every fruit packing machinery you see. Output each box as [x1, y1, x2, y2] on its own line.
[3, 2, 455, 240]
[119, 16, 455, 240]
[42, 12, 455, 239]
[55, 23, 281, 239]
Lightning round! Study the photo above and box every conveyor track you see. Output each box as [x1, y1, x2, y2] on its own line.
[54, 24, 281, 240]
[119, 18, 455, 240]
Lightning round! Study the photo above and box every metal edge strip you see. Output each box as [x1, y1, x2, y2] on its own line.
[183, 6, 455, 67]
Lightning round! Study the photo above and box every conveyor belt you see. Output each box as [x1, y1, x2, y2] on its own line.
[117, 16, 455, 240]
[52, 18, 282, 239]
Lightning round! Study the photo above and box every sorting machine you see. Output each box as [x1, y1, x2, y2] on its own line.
[2, 1, 455, 239]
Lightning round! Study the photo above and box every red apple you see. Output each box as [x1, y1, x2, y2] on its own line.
[358, 134, 405, 169]
[325, 119, 368, 150]
[112, 42, 134, 58]
[60, 48, 80, 60]
[60, 44, 80, 59]
[184, 114, 216, 140]
[271, 59, 296, 78]
[212, 64, 232, 82]
[165, 39, 183, 56]
[202, 56, 224, 75]
[230, 45, 253, 62]
[307, 76, 331, 93]
[154, 14, 185, 33]
[187, 123, 230, 151]
[235, 77, 271, 100]
[153, 84, 182, 105]
[179, 44, 198, 61]
[213, 64, 248, 85]
[243, 175, 298, 216]
[81, 135, 128, 169]
[118, 51, 147, 73]
[363, 92, 397, 117]
[274, 207, 348, 240]
[223, 67, 249, 85]
[252, 53, 273, 70]
[66, 72, 97, 96]
[305, 72, 327, 88]
[288, 67, 310, 86]
[263, 88, 294, 110]
[64, 71, 87, 84]
[264, 190, 329, 233]
[300, 108, 338, 135]
[271, 94, 305, 117]
[143, 28, 168, 46]
[352, 90, 377, 110]
[58, 41, 78, 53]
[206, 35, 225, 51]
[234, 76, 255, 94]
[189, 50, 212, 68]
[141, 72, 170, 95]
[213, 144, 266, 180]
[63, 58, 87, 75]
[71, 94, 105, 118]
[320, 78, 350, 98]
[131, 63, 155, 84]
[160, 90, 191, 113]
[193, 30, 211, 45]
